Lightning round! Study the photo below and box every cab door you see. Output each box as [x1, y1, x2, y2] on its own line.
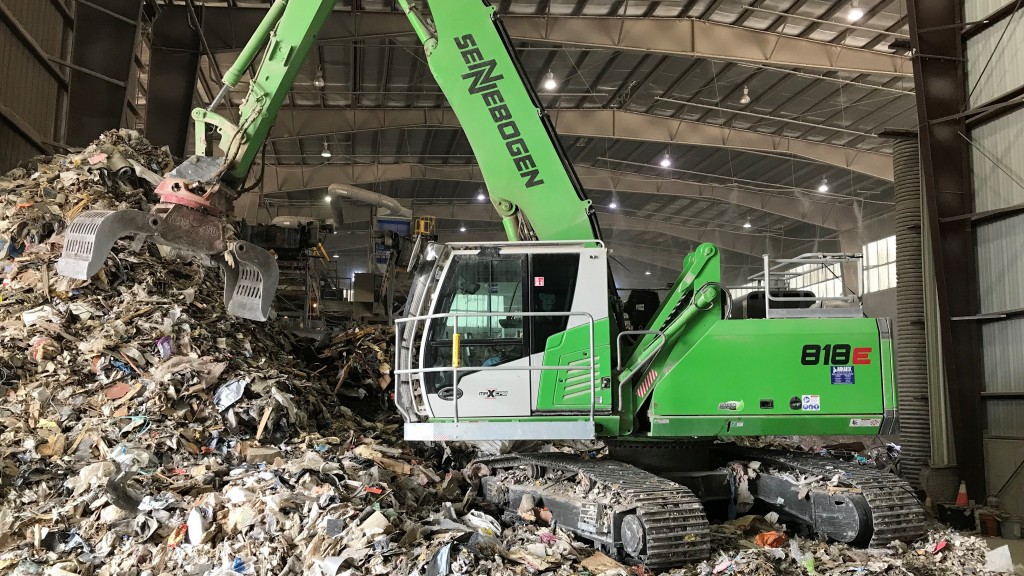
[422, 253, 532, 417]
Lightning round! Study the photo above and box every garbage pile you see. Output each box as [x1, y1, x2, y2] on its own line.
[0, 131, 1015, 576]
[696, 519, 1017, 576]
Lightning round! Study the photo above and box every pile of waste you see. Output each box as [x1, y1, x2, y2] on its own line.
[695, 516, 1016, 576]
[0, 131, 1016, 576]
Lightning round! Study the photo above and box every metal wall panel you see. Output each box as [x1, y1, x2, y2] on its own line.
[972, 108, 1024, 212]
[965, 0, 1015, 22]
[976, 214, 1024, 313]
[986, 399, 1024, 437]
[982, 318, 1024, 393]
[0, 22, 59, 138]
[4, 0, 64, 54]
[0, 122, 39, 167]
[966, 11, 1024, 107]
[0, 0, 70, 169]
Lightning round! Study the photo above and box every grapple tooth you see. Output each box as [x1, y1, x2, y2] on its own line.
[222, 241, 279, 321]
[57, 209, 157, 279]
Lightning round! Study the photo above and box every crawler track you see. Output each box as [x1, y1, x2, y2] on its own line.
[479, 452, 710, 569]
[724, 448, 926, 547]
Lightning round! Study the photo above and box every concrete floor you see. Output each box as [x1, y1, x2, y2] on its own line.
[985, 537, 1024, 565]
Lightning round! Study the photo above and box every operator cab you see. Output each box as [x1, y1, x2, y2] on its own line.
[398, 241, 613, 421]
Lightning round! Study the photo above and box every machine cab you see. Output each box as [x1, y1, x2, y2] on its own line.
[396, 241, 613, 426]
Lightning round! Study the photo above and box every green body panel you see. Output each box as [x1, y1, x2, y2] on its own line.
[647, 318, 886, 430]
[194, 0, 336, 184]
[536, 320, 612, 410]
[649, 415, 887, 437]
[404, 0, 599, 242]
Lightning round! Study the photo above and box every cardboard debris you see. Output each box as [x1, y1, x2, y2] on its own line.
[581, 551, 626, 575]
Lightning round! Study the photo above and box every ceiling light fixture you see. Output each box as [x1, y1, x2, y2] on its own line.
[542, 71, 557, 91]
[324, 195, 332, 202]
[313, 69, 326, 88]
[818, 177, 829, 193]
[739, 85, 751, 106]
[659, 153, 672, 168]
[644, 270, 652, 276]
[847, 0, 864, 22]
[333, 254, 339, 259]
[321, 139, 331, 158]
[459, 225, 467, 232]
[609, 201, 618, 209]
[477, 190, 486, 201]
[743, 217, 752, 229]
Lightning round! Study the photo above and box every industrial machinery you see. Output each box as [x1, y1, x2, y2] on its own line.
[389, 0, 925, 569]
[55, 0, 924, 569]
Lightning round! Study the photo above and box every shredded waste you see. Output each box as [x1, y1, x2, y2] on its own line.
[1, 130, 1019, 575]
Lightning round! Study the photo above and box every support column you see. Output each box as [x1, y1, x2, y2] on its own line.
[907, 0, 986, 501]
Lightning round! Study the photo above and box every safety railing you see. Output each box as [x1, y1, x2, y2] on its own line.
[615, 330, 667, 378]
[751, 253, 863, 319]
[394, 310, 597, 422]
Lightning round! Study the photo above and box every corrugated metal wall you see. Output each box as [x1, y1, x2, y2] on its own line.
[974, 111, 1024, 441]
[972, 108, 1024, 212]
[966, 10, 1024, 107]
[0, 0, 72, 168]
[965, 0, 1015, 21]
[964, 1, 1024, 508]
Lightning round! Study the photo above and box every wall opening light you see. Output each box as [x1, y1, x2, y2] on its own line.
[321, 139, 331, 158]
[739, 85, 751, 106]
[659, 153, 672, 168]
[743, 217, 752, 229]
[542, 71, 557, 91]
[818, 177, 829, 193]
[847, 0, 864, 22]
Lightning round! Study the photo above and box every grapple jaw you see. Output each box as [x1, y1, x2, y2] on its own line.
[221, 240, 280, 321]
[56, 157, 279, 321]
[58, 206, 279, 321]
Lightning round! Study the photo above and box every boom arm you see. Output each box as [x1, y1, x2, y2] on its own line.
[399, 0, 602, 242]
[194, 0, 336, 185]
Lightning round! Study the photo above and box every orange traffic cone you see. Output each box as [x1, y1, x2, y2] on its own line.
[955, 480, 969, 507]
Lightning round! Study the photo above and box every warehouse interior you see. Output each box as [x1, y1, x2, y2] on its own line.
[2, 0, 1024, 574]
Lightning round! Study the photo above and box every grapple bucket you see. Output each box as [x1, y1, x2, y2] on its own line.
[58, 207, 280, 321]
[57, 209, 157, 279]
[222, 241, 280, 321]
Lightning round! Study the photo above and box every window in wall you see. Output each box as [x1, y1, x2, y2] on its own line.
[862, 235, 897, 293]
[788, 263, 843, 298]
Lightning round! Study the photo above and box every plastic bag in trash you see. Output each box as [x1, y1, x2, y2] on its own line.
[214, 378, 249, 411]
[460, 510, 501, 536]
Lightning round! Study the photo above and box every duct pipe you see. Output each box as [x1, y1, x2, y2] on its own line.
[327, 184, 412, 219]
[891, 134, 929, 487]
